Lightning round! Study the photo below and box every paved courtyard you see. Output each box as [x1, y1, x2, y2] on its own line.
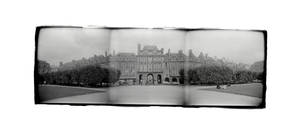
[108, 85, 185, 105]
[39, 83, 263, 106]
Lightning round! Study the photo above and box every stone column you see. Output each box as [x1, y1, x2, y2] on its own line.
[154, 73, 158, 85]
[142, 74, 147, 85]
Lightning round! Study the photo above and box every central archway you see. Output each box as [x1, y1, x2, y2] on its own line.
[139, 74, 143, 85]
[164, 77, 170, 82]
[172, 77, 177, 83]
[157, 74, 162, 84]
[147, 74, 154, 85]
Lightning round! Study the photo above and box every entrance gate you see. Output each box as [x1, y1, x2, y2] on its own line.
[147, 74, 154, 85]
[157, 74, 162, 84]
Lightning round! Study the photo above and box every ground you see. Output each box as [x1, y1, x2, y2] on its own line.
[38, 83, 264, 106]
[188, 83, 263, 98]
[37, 85, 108, 101]
[185, 83, 263, 106]
[108, 85, 185, 105]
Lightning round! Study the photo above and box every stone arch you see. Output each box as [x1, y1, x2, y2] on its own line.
[164, 77, 170, 82]
[147, 73, 154, 85]
[172, 77, 177, 82]
[139, 74, 143, 85]
[157, 74, 162, 84]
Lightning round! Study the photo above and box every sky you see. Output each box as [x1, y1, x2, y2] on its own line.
[38, 28, 110, 65]
[110, 29, 186, 54]
[185, 30, 265, 64]
[38, 28, 264, 65]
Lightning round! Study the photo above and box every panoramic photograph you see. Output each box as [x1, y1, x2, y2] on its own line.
[35, 27, 266, 107]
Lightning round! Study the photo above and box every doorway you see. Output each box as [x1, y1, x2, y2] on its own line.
[157, 74, 162, 84]
[147, 74, 154, 85]
[139, 74, 143, 85]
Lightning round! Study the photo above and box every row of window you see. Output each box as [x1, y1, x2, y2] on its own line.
[167, 63, 184, 76]
[111, 56, 202, 62]
[137, 57, 164, 62]
[138, 64, 163, 72]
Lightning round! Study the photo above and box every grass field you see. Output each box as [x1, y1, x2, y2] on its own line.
[37, 83, 264, 106]
[109, 85, 185, 105]
[195, 83, 264, 98]
[37, 85, 108, 102]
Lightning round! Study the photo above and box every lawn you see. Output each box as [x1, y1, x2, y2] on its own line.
[109, 85, 185, 105]
[37, 85, 108, 102]
[36, 83, 264, 105]
[196, 83, 264, 98]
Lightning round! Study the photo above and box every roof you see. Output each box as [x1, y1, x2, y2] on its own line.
[117, 52, 135, 56]
[143, 45, 158, 51]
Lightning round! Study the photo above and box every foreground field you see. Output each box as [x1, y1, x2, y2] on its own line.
[37, 85, 107, 102]
[108, 85, 185, 105]
[43, 92, 109, 104]
[194, 83, 263, 98]
[38, 83, 264, 106]
[185, 90, 262, 106]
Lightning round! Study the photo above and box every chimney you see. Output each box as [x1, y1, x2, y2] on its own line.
[137, 43, 141, 55]
[199, 52, 204, 58]
[189, 49, 193, 57]
[105, 51, 108, 57]
[178, 50, 183, 54]
[161, 48, 164, 54]
[59, 61, 63, 67]
[113, 50, 115, 56]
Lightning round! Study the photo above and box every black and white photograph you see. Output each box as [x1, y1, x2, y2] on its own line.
[4, 0, 300, 135]
[35, 27, 266, 107]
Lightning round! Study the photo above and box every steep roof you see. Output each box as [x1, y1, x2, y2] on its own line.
[143, 45, 158, 51]
[117, 52, 135, 56]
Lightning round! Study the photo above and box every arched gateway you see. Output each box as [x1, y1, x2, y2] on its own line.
[157, 74, 162, 84]
[109, 44, 200, 85]
[147, 74, 154, 84]
[139, 74, 143, 85]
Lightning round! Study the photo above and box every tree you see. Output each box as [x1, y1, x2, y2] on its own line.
[70, 69, 80, 85]
[37, 60, 51, 84]
[38, 60, 51, 74]
[256, 72, 265, 81]
[179, 69, 186, 84]
[250, 61, 264, 73]
[78, 65, 105, 86]
[234, 70, 256, 83]
[102, 67, 121, 85]
[41, 64, 121, 87]
[180, 65, 234, 85]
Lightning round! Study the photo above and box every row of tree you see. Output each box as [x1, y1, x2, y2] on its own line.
[38, 60, 51, 74]
[179, 65, 264, 85]
[38, 64, 121, 87]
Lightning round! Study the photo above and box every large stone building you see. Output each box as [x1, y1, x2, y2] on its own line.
[109, 44, 202, 85]
[58, 44, 249, 85]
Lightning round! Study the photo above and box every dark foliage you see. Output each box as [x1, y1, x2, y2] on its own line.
[233, 70, 256, 83]
[37, 60, 51, 84]
[38, 65, 121, 87]
[38, 60, 51, 74]
[179, 65, 263, 85]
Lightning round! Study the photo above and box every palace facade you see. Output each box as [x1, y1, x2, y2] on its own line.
[109, 44, 203, 85]
[58, 44, 249, 85]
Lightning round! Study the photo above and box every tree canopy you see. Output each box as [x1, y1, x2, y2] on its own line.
[38, 60, 51, 74]
[39, 65, 121, 87]
[179, 65, 263, 85]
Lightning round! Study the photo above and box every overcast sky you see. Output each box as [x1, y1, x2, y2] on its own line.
[38, 28, 110, 65]
[110, 29, 186, 54]
[38, 28, 264, 65]
[185, 30, 264, 64]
